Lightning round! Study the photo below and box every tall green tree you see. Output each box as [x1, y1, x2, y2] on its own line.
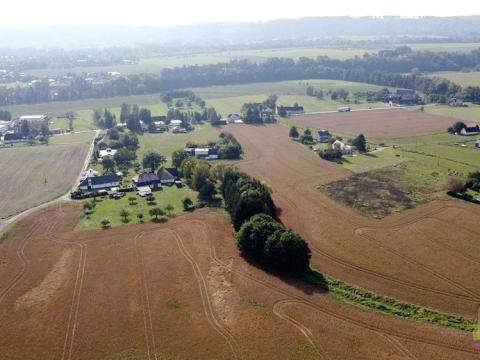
[353, 134, 367, 152]
[142, 151, 166, 171]
[289, 126, 299, 139]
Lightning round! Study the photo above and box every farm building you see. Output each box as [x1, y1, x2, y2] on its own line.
[78, 174, 120, 192]
[2, 133, 25, 144]
[79, 168, 100, 183]
[282, 105, 305, 116]
[223, 114, 242, 123]
[337, 107, 351, 112]
[185, 147, 219, 160]
[19, 115, 48, 124]
[157, 167, 176, 185]
[316, 129, 332, 143]
[132, 172, 160, 189]
[172, 126, 187, 134]
[98, 148, 117, 159]
[449, 98, 465, 107]
[460, 123, 480, 136]
[169, 120, 183, 128]
[476, 140, 480, 148]
[332, 140, 352, 155]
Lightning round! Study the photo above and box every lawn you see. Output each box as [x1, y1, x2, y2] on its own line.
[137, 123, 219, 163]
[425, 103, 480, 123]
[432, 71, 480, 87]
[191, 79, 387, 99]
[77, 186, 198, 230]
[49, 131, 95, 146]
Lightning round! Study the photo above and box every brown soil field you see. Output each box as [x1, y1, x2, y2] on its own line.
[291, 109, 454, 138]
[225, 123, 480, 321]
[0, 144, 88, 218]
[0, 203, 478, 359]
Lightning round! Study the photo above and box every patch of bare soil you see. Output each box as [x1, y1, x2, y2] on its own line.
[15, 247, 74, 310]
[293, 108, 454, 139]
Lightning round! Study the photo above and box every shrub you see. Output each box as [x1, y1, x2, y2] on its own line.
[446, 177, 465, 193]
[100, 219, 111, 229]
[182, 197, 193, 211]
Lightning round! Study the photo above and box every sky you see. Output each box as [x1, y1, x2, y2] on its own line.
[2, 0, 480, 28]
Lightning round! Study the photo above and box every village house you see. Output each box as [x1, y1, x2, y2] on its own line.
[316, 129, 332, 143]
[169, 119, 183, 128]
[157, 167, 176, 185]
[98, 148, 117, 159]
[332, 140, 352, 155]
[172, 126, 187, 133]
[223, 114, 242, 123]
[449, 98, 466, 107]
[460, 122, 480, 136]
[79, 168, 100, 183]
[132, 172, 160, 189]
[282, 105, 305, 116]
[476, 139, 480, 148]
[19, 115, 48, 124]
[78, 174, 120, 192]
[2, 133, 25, 144]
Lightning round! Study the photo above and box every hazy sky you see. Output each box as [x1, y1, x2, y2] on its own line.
[3, 0, 480, 27]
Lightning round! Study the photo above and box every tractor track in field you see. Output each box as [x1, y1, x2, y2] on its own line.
[44, 204, 88, 360]
[183, 218, 478, 357]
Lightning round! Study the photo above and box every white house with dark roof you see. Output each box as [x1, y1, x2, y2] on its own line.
[78, 174, 120, 192]
[460, 123, 479, 136]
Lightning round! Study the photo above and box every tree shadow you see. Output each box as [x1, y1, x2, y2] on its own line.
[241, 255, 329, 296]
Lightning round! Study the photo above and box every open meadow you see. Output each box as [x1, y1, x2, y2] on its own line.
[0, 144, 89, 218]
[0, 203, 477, 359]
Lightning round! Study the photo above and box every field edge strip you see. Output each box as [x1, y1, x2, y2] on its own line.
[303, 269, 476, 332]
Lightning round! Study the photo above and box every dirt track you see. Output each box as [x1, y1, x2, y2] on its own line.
[225, 123, 480, 320]
[0, 203, 478, 359]
[291, 109, 454, 138]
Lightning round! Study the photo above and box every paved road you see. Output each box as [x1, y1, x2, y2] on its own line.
[0, 131, 98, 232]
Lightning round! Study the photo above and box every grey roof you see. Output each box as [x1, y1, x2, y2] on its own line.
[133, 172, 159, 184]
[157, 168, 175, 181]
[79, 174, 119, 187]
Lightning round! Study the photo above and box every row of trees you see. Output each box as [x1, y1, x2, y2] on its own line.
[0, 110, 11, 121]
[4, 50, 480, 106]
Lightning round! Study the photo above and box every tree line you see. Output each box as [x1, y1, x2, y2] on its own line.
[5, 47, 480, 106]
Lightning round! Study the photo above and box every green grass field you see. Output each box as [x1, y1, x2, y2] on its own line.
[77, 186, 198, 229]
[22, 43, 480, 77]
[137, 123, 219, 164]
[425, 103, 480, 123]
[432, 71, 480, 87]
[49, 131, 95, 146]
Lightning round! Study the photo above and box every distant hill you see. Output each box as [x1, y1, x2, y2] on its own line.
[2, 16, 480, 48]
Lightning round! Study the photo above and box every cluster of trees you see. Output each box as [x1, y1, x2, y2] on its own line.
[220, 169, 276, 230]
[161, 90, 206, 108]
[217, 133, 242, 159]
[0, 110, 11, 121]
[306, 85, 324, 99]
[179, 157, 217, 202]
[447, 121, 467, 134]
[93, 108, 117, 129]
[236, 214, 311, 273]
[241, 95, 278, 123]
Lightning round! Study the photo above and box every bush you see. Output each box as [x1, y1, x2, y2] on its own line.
[182, 197, 193, 211]
[100, 219, 111, 229]
[446, 177, 465, 193]
[319, 148, 343, 161]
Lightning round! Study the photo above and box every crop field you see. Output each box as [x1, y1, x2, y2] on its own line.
[432, 71, 480, 87]
[0, 144, 88, 218]
[290, 108, 455, 139]
[0, 203, 477, 359]
[225, 123, 480, 321]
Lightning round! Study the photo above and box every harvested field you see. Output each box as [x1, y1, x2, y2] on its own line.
[225, 123, 480, 320]
[292, 108, 454, 139]
[0, 144, 88, 218]
[0, 203, 478, 359]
